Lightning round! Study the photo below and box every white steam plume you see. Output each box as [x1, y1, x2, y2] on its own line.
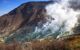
[34, 0, 80, 38]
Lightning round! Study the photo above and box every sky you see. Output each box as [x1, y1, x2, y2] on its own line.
[0, 0, 49, 16]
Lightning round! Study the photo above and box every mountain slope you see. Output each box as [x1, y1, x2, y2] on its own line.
[0, 1, 54, 43]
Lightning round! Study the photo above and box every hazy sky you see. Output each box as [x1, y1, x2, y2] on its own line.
[0, 0, 49, 16]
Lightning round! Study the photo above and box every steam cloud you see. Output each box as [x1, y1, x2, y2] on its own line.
[34, 0, 80, 39]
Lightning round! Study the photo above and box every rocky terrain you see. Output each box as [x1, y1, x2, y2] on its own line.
[0, 1, 54, 43]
